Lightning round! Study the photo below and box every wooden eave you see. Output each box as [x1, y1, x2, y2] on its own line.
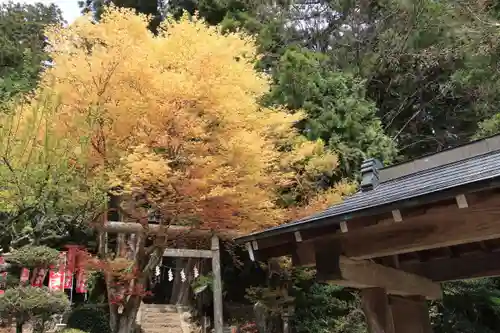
[236, 146, 500, 287]
[238, 177, 500, 253]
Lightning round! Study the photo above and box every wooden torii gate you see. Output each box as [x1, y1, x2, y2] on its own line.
[162, 236, 223, 333]
[235, 135, 500, 333]
[101, 221, 241, 333]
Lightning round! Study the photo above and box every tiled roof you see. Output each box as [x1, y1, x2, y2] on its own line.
[238, 149, 500, 242]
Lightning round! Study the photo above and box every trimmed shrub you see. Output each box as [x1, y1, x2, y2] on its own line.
[0, 286, 69, 320]
[67, 307, 110, 333]
[8, 246, 60, 268]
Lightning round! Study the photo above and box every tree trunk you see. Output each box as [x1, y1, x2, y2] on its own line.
[116, 313, 137, 333]
[110, 296, 142, 333]
[109, 303, 119, 333]
[169, 258, 194, 305]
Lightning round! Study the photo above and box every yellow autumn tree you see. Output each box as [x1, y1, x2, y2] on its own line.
[10, 7, 351, 333]
[40, 7, 347, 231]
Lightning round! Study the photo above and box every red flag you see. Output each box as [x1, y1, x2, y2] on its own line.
[20, 268, 30, 284]
[64, 246, 78, 289]
[49, 252, 66, 291]
[0, 257, 7, 294]
[75, 268, 87, 293]
[32, 268, 47, 287]
[65, 246, 79, 271]
[63, 269, 73, 289]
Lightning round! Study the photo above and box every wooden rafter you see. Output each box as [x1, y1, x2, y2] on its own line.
[295, 242, 442, 300]
[399, 251, 500, 282]
[338, 205, 500, 259]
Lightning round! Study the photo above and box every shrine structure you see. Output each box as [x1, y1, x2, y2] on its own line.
[236, 134, 500, 333]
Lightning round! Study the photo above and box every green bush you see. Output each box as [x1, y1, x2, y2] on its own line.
[67, 307, 110, 333]
[8, 246, 60, 268]
[291, 268, 366, 333]
[0, 286, 70, 321]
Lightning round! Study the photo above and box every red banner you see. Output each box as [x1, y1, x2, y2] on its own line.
[49, 252, 66, 291]
[32, 268, 47, 287]
[0, 257, 7, 294]
[64, 246, 79, 289]
[75, 268, 87, 293]
[64, 266, 73, 289]
[20, 268, 30, 284]
[65, 245, 79, 272]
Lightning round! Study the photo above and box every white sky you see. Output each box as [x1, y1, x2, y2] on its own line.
[1, 0, 82, 23]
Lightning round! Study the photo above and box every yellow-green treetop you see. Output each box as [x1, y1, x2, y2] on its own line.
[0, 94, 106, 249]
[28, 7, 349, 232]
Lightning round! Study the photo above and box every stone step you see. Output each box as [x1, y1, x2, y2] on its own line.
[141, 309, 179, 314]
[139, 304, 188, 333]
[142, 307, 178, 312]
[142, 315, 180, 320]
[144, 325, 184, 333]
[142, 312, 179, 318]
[141, 322, 182, 328]
[141, 305, 179, 311]
[141, 318, 181, 325]
[141, 326, 183, 332]
[142, 312, 180, 317]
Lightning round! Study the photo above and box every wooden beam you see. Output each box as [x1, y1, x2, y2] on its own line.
[292, 242, 316, 267]
[323, 256, 442, 300]
[479, 241, 489, 252]
[340, 206, 500, 259]
[361, 288, 395, 333]
[310, 237, 440, 300]
[313, 240, 441, 299]
[391, 210, 403, 222]
[245, 242, 255, 261]
[399, 251, 500, 281]
[100, 221, 241, 239]
[163, 248, 212, 258]
[455, 194, 468, 208]
[380, 255, 400, 269]
[240, 223, 340, 251]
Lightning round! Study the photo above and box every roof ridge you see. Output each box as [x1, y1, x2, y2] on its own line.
[379, 148, 500, 185]
[379, 133, 500, 172]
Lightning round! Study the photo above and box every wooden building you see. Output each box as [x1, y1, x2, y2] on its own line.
[236, 134, 500, 333]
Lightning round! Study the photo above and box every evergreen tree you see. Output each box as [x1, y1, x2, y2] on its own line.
[266, 47, 396, 178]
[0, 2, 63, 104]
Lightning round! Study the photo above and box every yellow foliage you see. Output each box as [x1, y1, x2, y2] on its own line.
[23, 7, 345, 232]
[0, 94, 106, 220]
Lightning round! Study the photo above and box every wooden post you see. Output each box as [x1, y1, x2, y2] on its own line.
[211, 235, 223, 333]
[361, 288, 395, 333]
[390, 296, 432, 333]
